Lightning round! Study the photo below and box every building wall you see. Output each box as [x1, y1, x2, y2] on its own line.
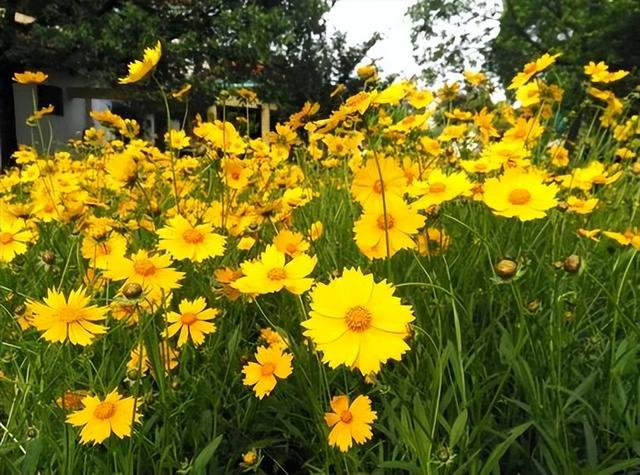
[12, 72, 90, 150]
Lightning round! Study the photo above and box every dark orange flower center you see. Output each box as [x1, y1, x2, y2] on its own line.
[133, 259, 157, 277]
[96, 243, 111, 256]
[93, 401, 116, 420]
[267, 268, 287, 281]
[475, 163, 487, 171]
[0, 232, 14, 245]
[230, 171, 240, 180]
[508, 188, 532, 205]
[286, 243, 298, 254]
[345, 305, 373, 332]
[373, 180, 383, 193]
[429, 182, 446, 193]
[182, 228, 204, 244]
[340, 410, 353, 423]
[58, 307, 83, 323]
[180, 312, 198, 325]
[261, 362, 276, 376]
[376, 214, 395, 230]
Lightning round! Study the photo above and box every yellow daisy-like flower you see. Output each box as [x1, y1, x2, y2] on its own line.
[0, 218, 33, 263]
[516, 82, 541, 107]
[28, 288, 108, 346]
[165, 297, 219, 347]
[566, 196, 599, 214]
[118, 41, 162, 85]
[408, 169, 473, 209]
[324, 394, 377, 452]
[104, 250, 185, 298]
[602, 230, 640, 250]
[483, 168, 559, 221]
[156, 215, 226, 263]
[80, 233, 127, 270]
[273, 229, 310, 257]
[165, 129, 190, 150]
[242, 345, 293, 399]
[13, 71, 48, 85]
[508, 53, 560, 90]
[232, 245, 317, 295]
[302, 268, 415, 375]
[351, 157, 407, 207]
[353, 195, 425, 259]
[66, 390, 140, 445]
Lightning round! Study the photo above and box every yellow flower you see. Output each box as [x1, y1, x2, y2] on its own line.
[165, 297, 219, 347]
[566, 196, 598, 214]
[27, 105, 54, 124]
[516, 82, 541, 107]
[237, 236, 256, 250]
[406, 89, 434, 109]
[104, 250, 184, 298]
[351, 157, 407, 207]
[603, 230, 640, 250]
[242, 345, 293, 399]
[584, 61, 629, 83]
[66, 390, 140, 444]
[171, 84, 192, 100]
[260, 328, 288, 349]
[222, 157, 252, 190]
[118, 41, 162, 84]
[165, 129, 190, 150]
[463, 70, 487, 86]
[357, 64, 377, 80]
[508, 53, 560, 90]
[302, 268, 414, 375]
[28, 288, 108, 346]
[416, 227, 450, 256]
[408, 169, 473, 209]
[0, 218, 33, 263]
[81, 233, 127, 270]
[156, 215, 226, 263]
[273, 229, 310, 257]
[309, 221, 324, 241]
[483, 168, 559, 221]
[232, 245, 316, 295]
[324, 394, 377, 452]
[13, 71, 48, 85]
[353, 196, 425, 259]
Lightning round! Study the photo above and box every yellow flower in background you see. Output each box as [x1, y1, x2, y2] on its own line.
[260, 328, 288, 349]
[157, 215, 226, 263]
[237, 236, 256, 251]
[309, 221, 324, 241]
[353, 195, 425, 259]
[508, 53, 560, 90]
[165, 129, 190, 150]
[483, 168, 559, 221]
[416, 227, 451, 256]
[232, 245, 316, 295]
[602, 230, 640, 250]
[27, 105, 54, 124]
[222, 157, 252, 190]
[171, 83, 192, 100]
[356, 64, 377, 80]
[81, 233, 127, 270]
[118, 41, 162, 84]
[406, 89, 433, 109]
[516, 82, 541, 107]
[566, 196, 598, 214]
[28, 288, 108, 346]
[325, 394, 377, 452]
[584, 61, 629, 83]
[13, 71, 48, 84]
[165, 297, 219, 347]
[408, 169, 473, 210]
[463, 70, 487, 86]
[0, 218, 33, 263]
[242, 345, 293, 399]
[66, 390, 140, 444]
[302, 268, 414, 375]
[104, 250, 184, 297]
[351, 157, 407, 207]
[273, 229, 310, 257]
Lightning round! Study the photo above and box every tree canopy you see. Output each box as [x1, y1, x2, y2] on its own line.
[0, 0, 377, 162]
[408, 0, 640, 89]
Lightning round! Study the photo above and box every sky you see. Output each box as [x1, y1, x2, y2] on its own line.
[324, 0, 503, 87]
[325, 0, 422, 79]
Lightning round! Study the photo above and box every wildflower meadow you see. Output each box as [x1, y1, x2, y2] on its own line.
[1, 43, 640, 474]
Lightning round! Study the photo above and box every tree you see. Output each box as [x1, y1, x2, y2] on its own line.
[0, 0, 377, 164]
[408, 0, 640, 89]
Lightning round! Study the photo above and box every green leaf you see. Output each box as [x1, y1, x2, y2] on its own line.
[479, 422, 532, 475]
[449, 409, 468, 448]
[21, 438, 43, 475]
[193, 434, 223, 475]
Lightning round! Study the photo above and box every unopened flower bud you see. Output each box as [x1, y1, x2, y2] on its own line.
[122, 283, 143, 299]
[41, 250, 55, 265]
[14, 303, 26, 315]
[495, 258, 517, 279]
[563, 254, 581, 274]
